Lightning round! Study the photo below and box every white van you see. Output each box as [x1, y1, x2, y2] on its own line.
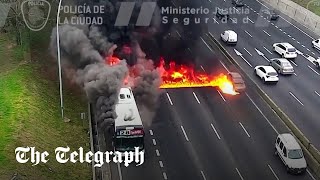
[220, 30, 237, 45]
[275, 133, 307, 174]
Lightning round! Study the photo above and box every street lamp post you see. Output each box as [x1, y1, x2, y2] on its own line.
[56, 0, 64, 119]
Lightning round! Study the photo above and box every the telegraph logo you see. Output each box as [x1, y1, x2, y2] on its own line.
[21, 0, 51, 31]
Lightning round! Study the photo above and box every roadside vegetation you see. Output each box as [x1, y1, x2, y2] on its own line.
[291, 0, 320, 16]
[0, 6, 91, 180]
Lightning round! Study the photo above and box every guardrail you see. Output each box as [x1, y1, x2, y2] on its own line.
[205, 33, 320, 178]
[261, 0, 320, 36]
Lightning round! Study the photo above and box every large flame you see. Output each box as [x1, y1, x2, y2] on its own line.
[105, 56, 238, 95]
[158, 58, 239, 95]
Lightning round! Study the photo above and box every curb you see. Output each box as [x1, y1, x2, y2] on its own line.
[205, 33, 320, 179]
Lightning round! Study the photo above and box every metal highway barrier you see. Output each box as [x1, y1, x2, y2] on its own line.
[204, 33, 320, 178]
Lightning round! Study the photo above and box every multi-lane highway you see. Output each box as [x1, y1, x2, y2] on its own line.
[199, 0, 320, 150]
[108, 26, 317, 179]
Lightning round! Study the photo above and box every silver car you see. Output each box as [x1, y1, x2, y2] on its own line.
[269, 58, 294, 75]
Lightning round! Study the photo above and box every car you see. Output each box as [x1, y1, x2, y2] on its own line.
[232, 0, 245, 7]
[216, 8, 230, 20]
[273, 43, 297, 59]
[262, 9, 279, 20]
[227, 72, 246, 92]
[275, 133, 307, 174]
[312, 38, 320, 50]
[269, 58, 294, 75]
[254, 65, 279, 83]
[220, 30, 237, 45]
[305, 54, 320, 69]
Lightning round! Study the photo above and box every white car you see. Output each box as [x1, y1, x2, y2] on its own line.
[312, 39, 320, 50]
[254, 65, 279, 83]
[220, 30, 237, 45]
[273, 42, 297, 59]
[275, 133, 307, 174]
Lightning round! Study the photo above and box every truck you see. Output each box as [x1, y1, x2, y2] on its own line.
[113, 87, 145, 155]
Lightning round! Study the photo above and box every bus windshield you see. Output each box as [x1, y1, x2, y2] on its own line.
[115, 137, 144, 151]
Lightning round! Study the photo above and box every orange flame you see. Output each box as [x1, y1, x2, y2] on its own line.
[106, 56, 120, 66]
[159, 58, 238, 95]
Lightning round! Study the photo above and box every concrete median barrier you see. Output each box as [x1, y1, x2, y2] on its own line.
[261, 0, 320, 36]
[205, 33, 320, 179]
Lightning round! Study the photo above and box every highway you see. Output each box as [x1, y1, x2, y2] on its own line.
[108, 30, 317, 179]
[200, 0, 320, 150]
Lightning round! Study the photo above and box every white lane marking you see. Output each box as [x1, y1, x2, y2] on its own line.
[279, 28, 283, 32]
[211, 123, 221, 140]
[163, 172, 168, 180]
[306, 48, 310, 51]
[234, 49, 253, 67]
[260, 15, 264, 18]
[307, 169, 317, 180]
[149, 129, 154, 136]
[231, 18, 237, 23]
[289, 91, 304, 106]
[248, 17, 254, 23]
[308, 65, 320, 75]
[236, 168, 244, 180]
[200, 171, 207, 180]
[315, 91, 320, 97]
[152, 139, 157, 146]
[181, 126, 190, 141]
[290, 60, 298, 67]
[193, 92, 201, 104]
[292, 38, 296, 41]
[275, 25, 278, 28]
[239, 122, 251, 138]
[288, 34, 291, 38]
[263, 46, 273, 54]
[166, 93, 173, 105]
[294, 73, 297, 76]
[271, 22, 274, 25]
[176, 30, 181, 37]
[297, 41, 300, 44]
[255, 0, 314, 39]
[201, 37, 213, 52]
[244, 30, 253, 38]
[188, 47, 192, 53]
[283, 31, 287, 34]
[302, 45, 306, 48]
[171, 1, 176, 6]
[212, 17, 219, 24]
[253, 10, 257, 13]
[220, 61, 229, 72]
[263, 30, 271, 37]
[246, 93, 279, 134]
[217, 90, 226, 102]
[159, 161, 164, 168]
[208, 0, 211, 2]
[268, 164, 279, 180]
[156, 149, 160, 156]
[311, 52, 315, 55]
[233, 7, 240, 13]
[201, 65, 206, 72]
[117, 161, 123, 180]
[244, 48, 253, 56]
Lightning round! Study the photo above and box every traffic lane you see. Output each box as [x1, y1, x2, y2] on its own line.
[151, 93, 204, 180]
[195, 87, 279, 180]
[223, 90, 314, 180]
[118, 126, 163, 180]
[167, 88, 240, 180]
[244, 0, 319, 45]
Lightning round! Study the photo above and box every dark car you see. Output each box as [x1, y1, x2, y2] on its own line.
[262, 9, 279, 20]
[232, 0, 244, 7]
[228, 72, 246, 92]
[216, 8, 230, 20]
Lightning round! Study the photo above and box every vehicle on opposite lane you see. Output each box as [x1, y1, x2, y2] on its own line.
[275, 133, 307, 174]
[261, 9, 279, 20]
[312, 39, 320, 50]
[273, 43, 297, 59]
[220, 30, 237, 45]
[232, 0, 244, 7]
[227, 72, 246, 92]
[254, 65, 279, 84]
[269, 58, 295, 75]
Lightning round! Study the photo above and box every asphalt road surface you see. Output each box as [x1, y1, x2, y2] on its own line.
[108, 24, 317, 180]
